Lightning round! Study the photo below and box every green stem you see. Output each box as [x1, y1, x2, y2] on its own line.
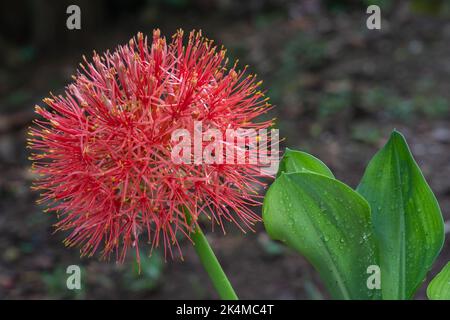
[186, 212, 238, 300]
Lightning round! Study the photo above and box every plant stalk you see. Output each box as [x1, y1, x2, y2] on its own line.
[186, 211, 238, 300]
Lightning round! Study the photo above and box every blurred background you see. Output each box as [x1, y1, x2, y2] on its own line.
[1, 0, 450, 299]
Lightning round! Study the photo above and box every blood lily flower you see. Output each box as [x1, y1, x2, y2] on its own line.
[28, 29, 274, 269]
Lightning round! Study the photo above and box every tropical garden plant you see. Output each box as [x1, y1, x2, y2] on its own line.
[28, 29, 449, 300]
[263, 130, 449, 300]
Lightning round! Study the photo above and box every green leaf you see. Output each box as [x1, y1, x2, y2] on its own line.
[357, 130, 445, 299]
[277, 148, 334, 178]
[263, 172, 381, 299]
[427, 262, 450, 300]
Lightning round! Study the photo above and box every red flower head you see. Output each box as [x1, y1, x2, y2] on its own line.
[28, 29, 274, 263]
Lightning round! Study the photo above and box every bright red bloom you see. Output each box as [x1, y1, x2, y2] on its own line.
[28, 29, 273, 263]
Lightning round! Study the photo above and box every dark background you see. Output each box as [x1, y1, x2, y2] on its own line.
[0, 0, 449, 299]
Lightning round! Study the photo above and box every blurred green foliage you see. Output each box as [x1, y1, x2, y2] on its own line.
[318, 91, 352, 118]
[282, 34, 328, 71]
[123, 250, 164, 292]
[269, 34, 328, 103]
[43, 266, 85, 299]
[257, 234, 285, 256]
[360, 85, 449, 121]
[410, 0, 444, 15]
[351, 122, 382, 144]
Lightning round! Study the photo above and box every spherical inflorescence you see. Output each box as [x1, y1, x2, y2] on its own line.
[28, 29, 274, 263]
